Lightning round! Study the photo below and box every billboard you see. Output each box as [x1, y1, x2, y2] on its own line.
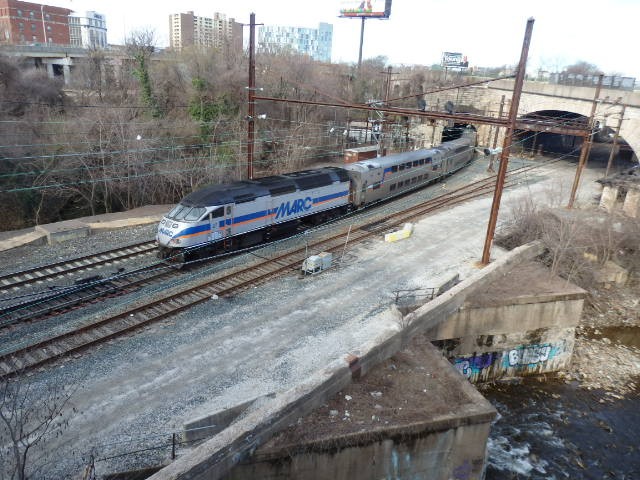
[339, 0, 392, 18]
[442, 52, 469, 68]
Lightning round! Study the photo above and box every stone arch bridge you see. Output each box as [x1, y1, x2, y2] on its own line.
[443, 79, 639, 161]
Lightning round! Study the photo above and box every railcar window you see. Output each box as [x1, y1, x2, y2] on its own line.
[226, 206, 232, 215]
[185, 207, 206, 221]
[418, 175, 423, 181]
[413, 161, 419, 167]
[399, 164, 405, 171]
[419, 159, 424, 165]
[390, 183, 396, 191]
[426, 157, 432, 163]
[398, 181, 403, 187]
[411, 177, 417, 184]
[405, 162, 412, 169]
[432, 164, 439, 171]
[210, 207, 224, 218]
[391, 165, 398, 172]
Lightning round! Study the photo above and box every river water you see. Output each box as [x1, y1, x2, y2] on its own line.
[482, 376, 640, 479]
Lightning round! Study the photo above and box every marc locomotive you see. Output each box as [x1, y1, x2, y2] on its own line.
[156, 128, 476, 262]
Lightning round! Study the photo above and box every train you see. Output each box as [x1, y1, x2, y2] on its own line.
[156, 127, 477, 262]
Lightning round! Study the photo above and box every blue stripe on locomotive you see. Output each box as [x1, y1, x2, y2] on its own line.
[171, 189, 349, 241]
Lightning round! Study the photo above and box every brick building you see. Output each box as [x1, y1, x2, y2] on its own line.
[0, 0, 71, 45]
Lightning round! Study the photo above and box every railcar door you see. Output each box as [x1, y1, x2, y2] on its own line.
[208, 206, 225, 242]
[223, 204, 233, 238]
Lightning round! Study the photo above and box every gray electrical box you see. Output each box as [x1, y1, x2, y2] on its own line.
[302, 252, 333, 274]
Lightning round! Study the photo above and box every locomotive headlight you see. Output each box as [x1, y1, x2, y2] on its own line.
[169, 238, 182, 245]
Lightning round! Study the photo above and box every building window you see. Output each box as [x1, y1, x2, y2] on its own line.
[46, 25, 51, 31]
[29, 11, 34, 18]
[30, 23, 36, 31]
[18, 22, 24, 31]
[17, 9, 22, 17]
[45, 13, 50, 20]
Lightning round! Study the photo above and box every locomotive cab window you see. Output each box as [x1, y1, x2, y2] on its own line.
[167, 204, 187, 220]
[226, 206, 232, 215]
[210, 207, 224, 218]
[184, 207, 206, 221]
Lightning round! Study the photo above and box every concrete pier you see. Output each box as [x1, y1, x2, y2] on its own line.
[427, 261, 586, 382]
[222, 340, 496, 480]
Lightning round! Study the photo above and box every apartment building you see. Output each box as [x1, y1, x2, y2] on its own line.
[69, 10, 107, 48]
[169, 11, 241, 51]
[257, 22, 332, 62]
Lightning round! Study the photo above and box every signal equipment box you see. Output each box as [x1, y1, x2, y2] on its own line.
[302, 252, 333, 275]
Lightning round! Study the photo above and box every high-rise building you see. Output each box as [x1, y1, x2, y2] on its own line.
[169, 11, 241, 51]
[69, 11, 106, 48]
[0, 0, 71, 45]
[257, 23, 333, 62]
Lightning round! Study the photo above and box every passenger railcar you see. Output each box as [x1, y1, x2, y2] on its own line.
[343, 129, 476, 207]
[157, 128, 476, 262]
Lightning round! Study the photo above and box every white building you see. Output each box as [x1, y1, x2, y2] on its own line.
[258, 23, 333, 62]
[69, 11, 107, 48]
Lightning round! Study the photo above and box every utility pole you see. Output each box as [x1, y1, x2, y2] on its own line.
[480, 18, 535, 266]
[358, 17, 365, 70]
[379, 66, 398, 154]
[246, 13, 258, 180]
[567, 74, 603, 208]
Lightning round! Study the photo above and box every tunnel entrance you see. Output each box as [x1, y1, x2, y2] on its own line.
[442, 123, 476, 142]
[514, 110, 636, 173]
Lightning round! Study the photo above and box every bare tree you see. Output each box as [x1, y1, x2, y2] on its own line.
[125, 29, 161, 118]
[563, 60, 602, 76]
[0, 371, 78, 479]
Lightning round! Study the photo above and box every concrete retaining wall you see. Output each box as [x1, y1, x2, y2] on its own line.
[224, 421, 492, 480]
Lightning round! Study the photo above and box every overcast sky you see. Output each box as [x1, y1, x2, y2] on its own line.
[47, 0, 638, 78]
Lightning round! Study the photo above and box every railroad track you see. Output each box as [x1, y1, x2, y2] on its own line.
[0, 168, 533, 377]
[0, 265, 176, 330]
[0, 240, 157, 293]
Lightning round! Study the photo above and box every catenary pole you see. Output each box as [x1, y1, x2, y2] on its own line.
[605, 105, 626, 177]
[247, 13, 256, 180]
[480, 18, 535, 265]
[567, 74, 603, 208]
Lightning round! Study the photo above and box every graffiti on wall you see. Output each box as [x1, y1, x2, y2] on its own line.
[453, 341, 568, 380]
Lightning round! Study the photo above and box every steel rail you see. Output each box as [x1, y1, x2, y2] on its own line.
[0, 240, 157, 293]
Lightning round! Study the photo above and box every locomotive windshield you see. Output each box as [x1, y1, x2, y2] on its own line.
[166, 204, 206, 222]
